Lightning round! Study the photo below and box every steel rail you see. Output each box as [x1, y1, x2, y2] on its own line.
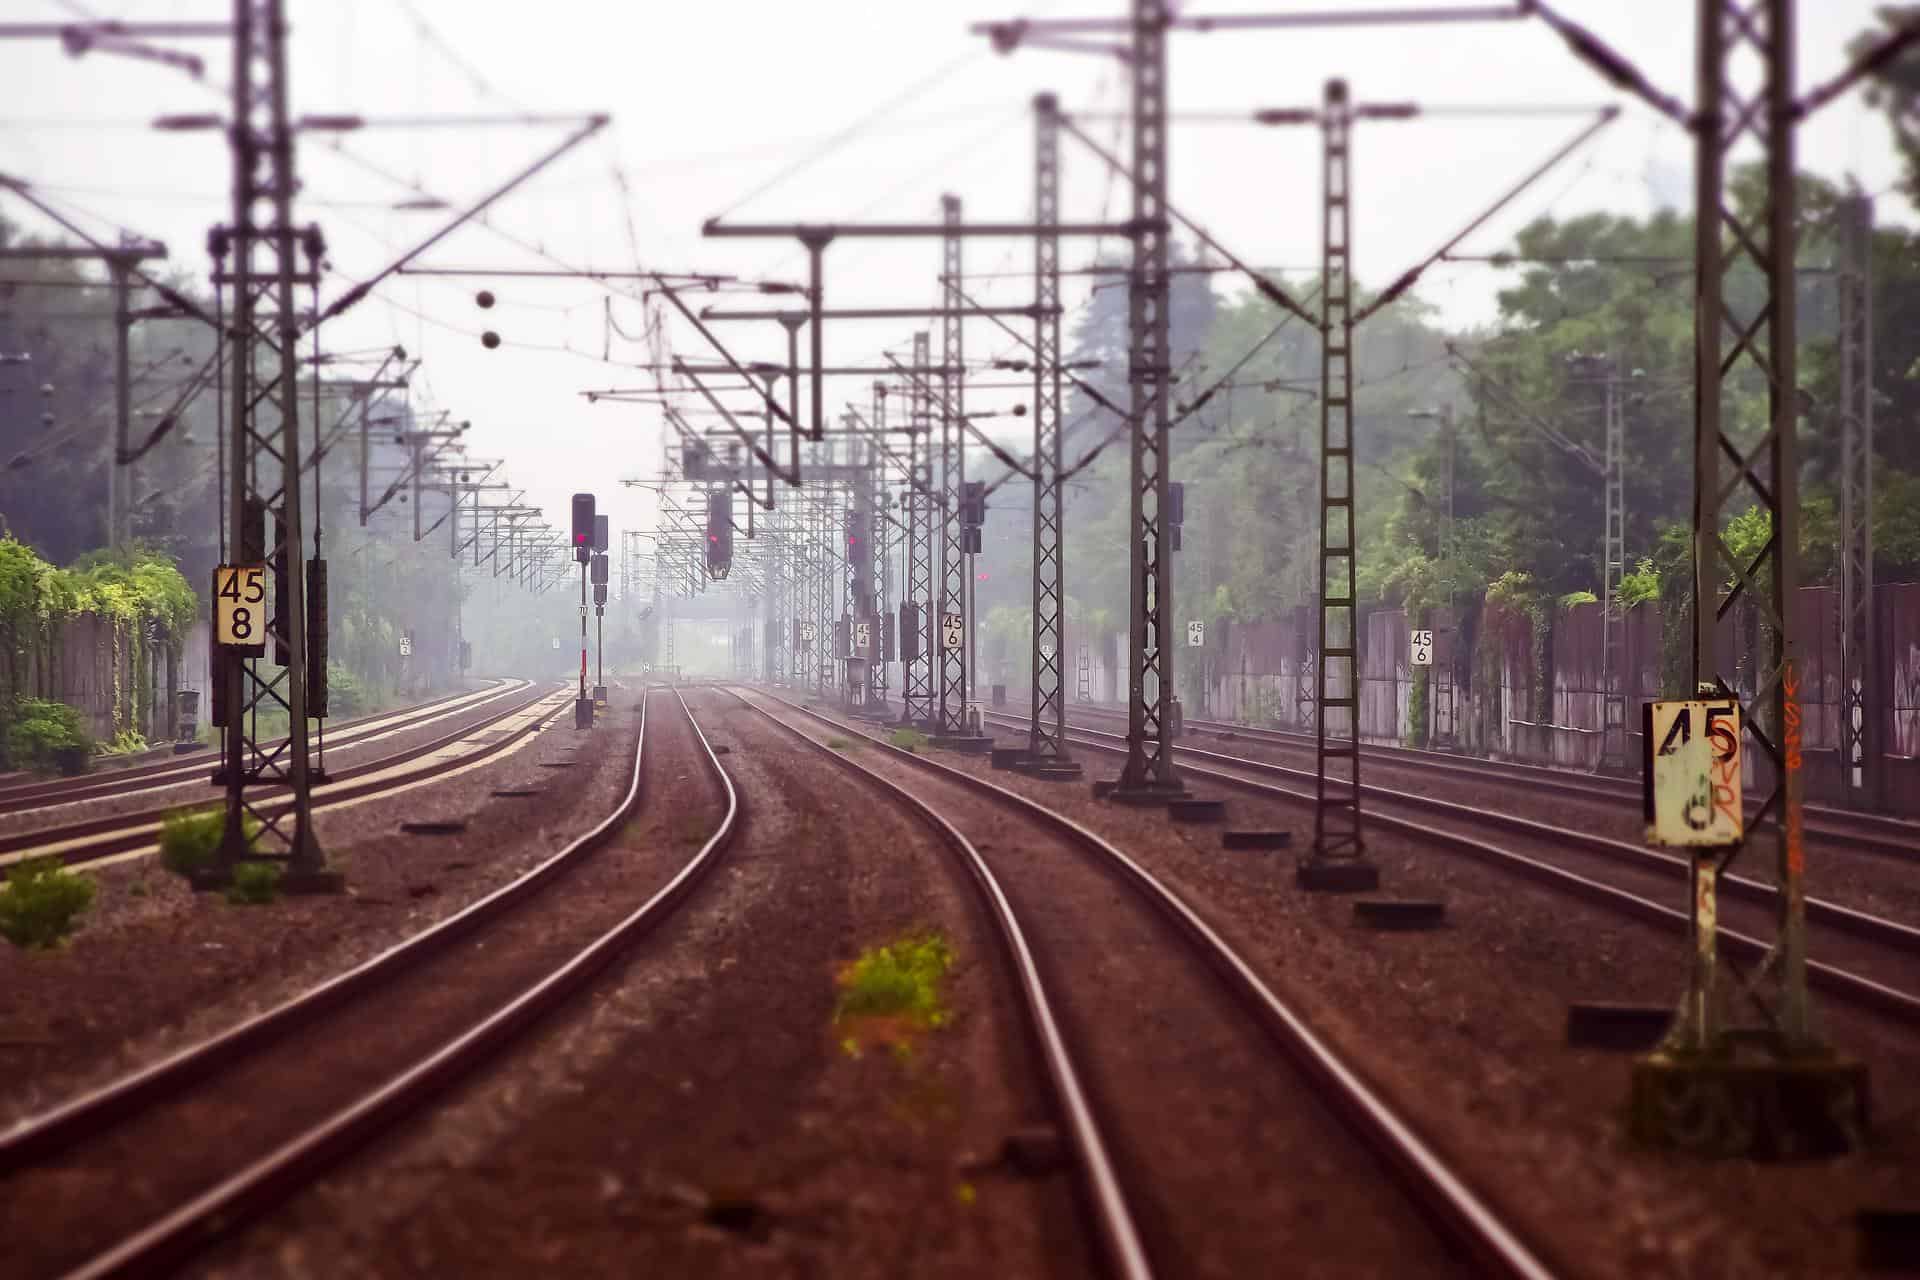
[718, 687, 1153, 1280]
[1, 682, 560, 866]
[0, 679, 523, 816]
[1014, 716, 1920, 1028]
[748, 685, 1558, 1280]
[1063, 701, 1920, 861]
[1010, 714, 1920, 958]
[32, 686, 739, 1280]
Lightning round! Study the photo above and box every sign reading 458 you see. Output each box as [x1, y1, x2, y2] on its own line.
[213, 563, 267, 654]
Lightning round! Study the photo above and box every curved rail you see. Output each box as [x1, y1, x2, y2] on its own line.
[37, 686, 738, 1279]
[1007, 714, 1920, 1028]
[745, 686, 1557, 1280]
[2, 681, 562, 869]
[1063, 701, 1920, 860]
[720, 688, 1153, 1280]
[0, 680, 522, 816]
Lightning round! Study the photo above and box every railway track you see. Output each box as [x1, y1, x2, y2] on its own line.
[983, 710, 1920, 1031]
[1061, 701, 1920, 863]
[1, 679, 562, 873]
[0, 685, 739, 1280]
[734, 685, 1555, 1280]
[0, 678, 529, 818]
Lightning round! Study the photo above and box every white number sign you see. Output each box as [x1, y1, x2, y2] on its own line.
[801, 621, 818, 643]
[941, 612, 963, 652]
[853, 620, 872, 656]
[1410, 629, 1434, 666]
[212, 564, 266, 649]
[1187, 620, 1205, 648]
[399, 635, 413, 657]
[1644, 699, 1743, 847]
[1040, 642, 1055, 660]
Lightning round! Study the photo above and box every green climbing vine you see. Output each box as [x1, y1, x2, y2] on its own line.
[0, 536, 197, 767]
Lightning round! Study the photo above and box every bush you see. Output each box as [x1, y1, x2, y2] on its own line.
[6, 698, 91, 772]
[0, 857, 96, 949]
[327, 660, 373, 717]
[836, 932, 954, 1028]
[225, 861, 282, 905]
[889, 728, 929, 754]
[159, 805, 257, 878]
[101, 728, 149, 757]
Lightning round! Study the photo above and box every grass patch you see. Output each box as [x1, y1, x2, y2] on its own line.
[826, 736, 854, 751]
[158, 804, 259, 879]
[224, 861, 282, 905]
[0, 857, 96, 949]
[835, 931, 954, 1055]
[889, 728, 929, 754]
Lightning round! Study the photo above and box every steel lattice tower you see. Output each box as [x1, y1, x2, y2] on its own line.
[903, 331, 936, 727]
[1600, 358, 1628, 771]
[937, 196, 969, 734]
[1114, 0, 1179, 796]
[1029, 93, 1071, 766]
[213, 0, 328, 879]
[1311, 78, 1362, 862]
[1677, 0, 1817, 1052]
[1837, 192, 1880, 810]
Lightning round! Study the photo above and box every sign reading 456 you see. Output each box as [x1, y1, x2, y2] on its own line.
[213, 563, 267, 654]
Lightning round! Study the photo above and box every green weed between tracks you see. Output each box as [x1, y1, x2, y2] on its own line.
[0, 857, 96, 949]
[835, 931, 954, 1058]
[224, 861, 282, 905]
[826, 736, 854, 751]
[158, 804, 259, 879]
[888, 728, 928, 754]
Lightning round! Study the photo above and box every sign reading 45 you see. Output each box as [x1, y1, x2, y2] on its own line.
[213, 563, 267, 654]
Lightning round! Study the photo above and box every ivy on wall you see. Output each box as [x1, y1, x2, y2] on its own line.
[0, 536, 197, 761]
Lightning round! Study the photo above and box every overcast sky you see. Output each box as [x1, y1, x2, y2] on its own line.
[2, 1, 1908, 562]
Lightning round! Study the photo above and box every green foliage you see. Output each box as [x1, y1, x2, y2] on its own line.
[225, 861, 282, 905]
[889, 727, 928, 754]
[326, 661, 373, 717]
[1616, 557, 1661, 607]
[1557, 591, 1598, 610]
[0, 857, 96, 949]
[835, 931, 954, 1029]
[6, 698, 91, 771]
[101, 729, 149, 757]
[826, 736, 854, 751]
[159, 804, 256, 878]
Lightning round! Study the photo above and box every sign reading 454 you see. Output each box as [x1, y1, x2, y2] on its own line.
[213, 563, 267, 654]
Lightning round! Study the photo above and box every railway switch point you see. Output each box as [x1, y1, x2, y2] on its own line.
[1351, 899, 1446, 930]
[1222, 830, 1293, 851]
[1296, 860, 1381, 894]
[1628, 1051, 1870, 1159]
[1564, 1004, 1673, 1051]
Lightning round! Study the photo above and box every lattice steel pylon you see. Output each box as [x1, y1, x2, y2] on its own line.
[1675, 0, 1823, 1058]
[937, 196, 969, 735]
[902, 331, 936, 727]
[1599, 357, 1629, 772]
[213, 0, 330, 882]
[1307, 78, 1365, 869]
[1837, 191, 1880, 810]
[1114, 0, 1180, 797]
[1028, 93, 1071, 767]
[871, 382, 892, 708]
